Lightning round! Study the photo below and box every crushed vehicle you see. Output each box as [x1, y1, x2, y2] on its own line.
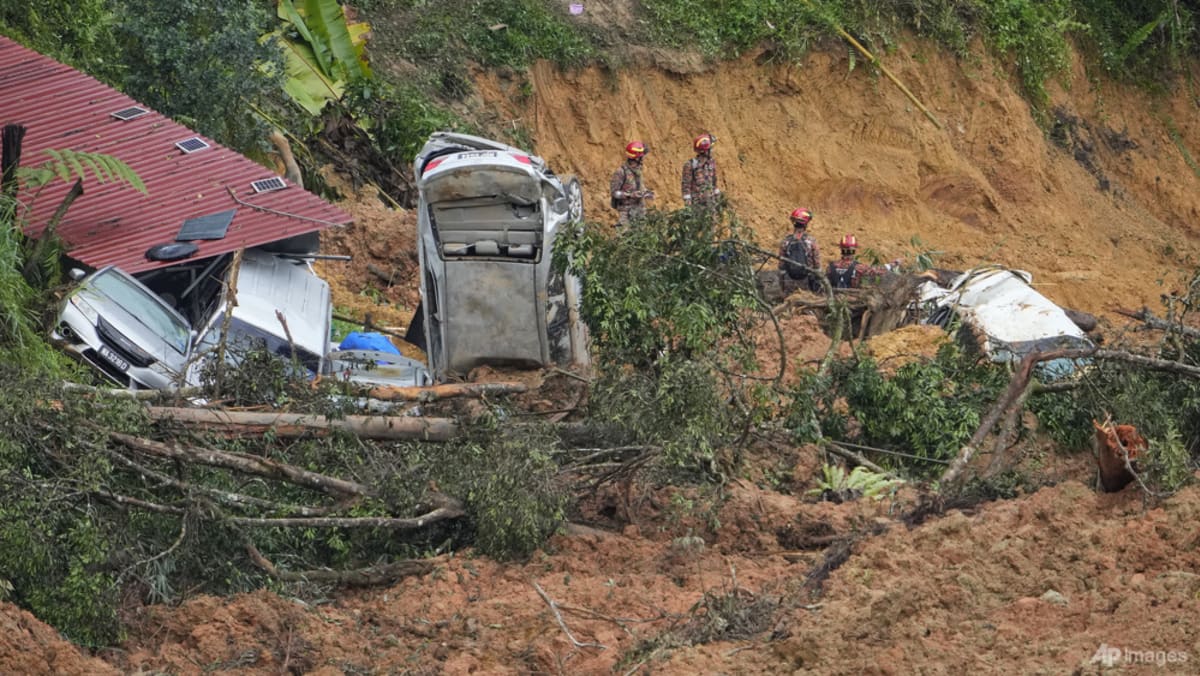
[919, 266, 1094, 376]
[53, 249, 430, 391]
[409, 132, 589, 381]
[52, 266, 194, 390]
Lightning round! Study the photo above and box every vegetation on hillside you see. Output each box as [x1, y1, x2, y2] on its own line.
[2, 0, 1200, 651]
[4, 0, 1198, 199]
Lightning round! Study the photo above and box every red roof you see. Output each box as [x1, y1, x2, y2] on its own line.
[0, 37, 352, 274]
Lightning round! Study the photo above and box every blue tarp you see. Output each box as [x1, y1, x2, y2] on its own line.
[339, 331, 401, 356]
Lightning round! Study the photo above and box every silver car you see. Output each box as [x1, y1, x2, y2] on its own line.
[411, 132, 589, 380]
[52, 266, 193, 390]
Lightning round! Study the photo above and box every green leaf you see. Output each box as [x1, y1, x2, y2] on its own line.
[302, 0, 371, 82]
[272, 30, 345, 115]
[1114, 11, 1169, 67]
[278, 0, 332, 77]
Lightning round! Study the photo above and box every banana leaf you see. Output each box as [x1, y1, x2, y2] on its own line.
[271, 29, 345, 115]
[302, 0, 371, 82]
[278, 0, 333, 78]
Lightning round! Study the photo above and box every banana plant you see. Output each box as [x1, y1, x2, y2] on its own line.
[270, 0, 372, 115]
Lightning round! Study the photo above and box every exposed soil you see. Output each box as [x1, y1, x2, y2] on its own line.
[5, 26, 1200, 676]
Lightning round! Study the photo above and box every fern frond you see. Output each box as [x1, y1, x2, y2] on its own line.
[14, 149, 147, 194]
[1115, 11, 1169, 67]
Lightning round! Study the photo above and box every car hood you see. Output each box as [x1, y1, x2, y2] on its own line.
[74, 285, 191, 369]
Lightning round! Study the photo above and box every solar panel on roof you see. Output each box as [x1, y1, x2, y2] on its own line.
[177, 208, 236, 241]
[175, 137, 210, 154]
[251, 177, 287, 193]
[110, 106, 149, 121]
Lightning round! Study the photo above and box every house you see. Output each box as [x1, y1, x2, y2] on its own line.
[0, 35, 351, 279]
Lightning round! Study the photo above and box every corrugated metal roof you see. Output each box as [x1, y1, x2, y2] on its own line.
[0, 37, 352, 274]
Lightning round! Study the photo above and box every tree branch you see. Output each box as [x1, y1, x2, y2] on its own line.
[109, 431, 377, 497]
[243, 538, 432, 586]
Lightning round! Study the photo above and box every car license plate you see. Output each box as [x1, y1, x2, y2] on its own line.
[98, 345, 130, 371]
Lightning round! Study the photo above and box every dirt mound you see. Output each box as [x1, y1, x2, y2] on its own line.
[8, 475, 1199, 673]
[471, 39, 1200, 321]
[0, 602, 117, 675]
[315, 182, 421, 335]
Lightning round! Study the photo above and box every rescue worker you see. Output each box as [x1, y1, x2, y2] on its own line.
[777, 208, 822, 292]
[610, 141, 653, 225]
[681, 133, 720, 211]
[826, 234, 901, 289]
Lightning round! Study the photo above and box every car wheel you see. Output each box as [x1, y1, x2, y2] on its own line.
[562, 175, 584, 223]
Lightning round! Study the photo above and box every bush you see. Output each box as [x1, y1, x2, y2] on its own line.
[815, 342, 1007, 475]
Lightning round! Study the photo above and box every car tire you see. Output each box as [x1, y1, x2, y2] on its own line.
[562, 175, 584, 223]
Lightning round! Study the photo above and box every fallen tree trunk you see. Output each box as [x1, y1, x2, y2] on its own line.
[362, 381, 528, 401]
[109, 429, 466, 518]
[244, 540, 433, 586]
[145, 407, 460, 441]
[942, 346, 1200, 490]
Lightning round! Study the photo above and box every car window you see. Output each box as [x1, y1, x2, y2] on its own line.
[91, 271, 190, 354]
[196, 315, 322, 376]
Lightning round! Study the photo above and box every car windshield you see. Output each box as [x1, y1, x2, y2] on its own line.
[197, 317, 322, 376]
[91, 271, 190, 354]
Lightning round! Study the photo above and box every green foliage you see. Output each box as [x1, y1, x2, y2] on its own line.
[641, 0, 831, 59]
[342, 79, 461, 164]
[438, 426, 568, 560]
[111, 0, 283, 153]
[0, 0, 122, 83]
[556, 209, 760, 369]
[272, 0, 373, 115]
[0, 372, 147, 645]
[17, 149, 147, 194]
[807, 463, 903, 500]
[556, 208, 769, 476]
[590, 357, 735, 473]
[982, 0, 1081, 108]
[1073, 0, 1196, 79]
[1142, 426, 1194, 494]
[1028, 268, 1200, 494]
[820, 342, 1007, 475]
[364, 0, 595, 101]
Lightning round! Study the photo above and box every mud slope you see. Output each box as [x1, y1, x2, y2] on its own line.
[10, 480, 1191, 674]
[473, 41, 1200, 316]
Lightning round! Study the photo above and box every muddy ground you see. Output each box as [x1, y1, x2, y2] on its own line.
[4, 26, 1200, 676]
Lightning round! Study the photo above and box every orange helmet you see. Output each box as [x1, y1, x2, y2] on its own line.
[790, 208, 812, 227]
[839, 234, 859, 250]
[625, 141, 647, 159]
[693, 133, 715, 152]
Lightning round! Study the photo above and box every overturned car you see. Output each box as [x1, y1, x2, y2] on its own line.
[409, 132, 589, 381]
[919, 266, 1094, 375]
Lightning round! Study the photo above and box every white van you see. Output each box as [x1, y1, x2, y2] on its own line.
[189, 250, 333, 379]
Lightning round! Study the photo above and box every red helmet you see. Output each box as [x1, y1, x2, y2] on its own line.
[625, 141, 647, 159]
[839, 234, 859, 250]
[789, 208, 812, 227]
[693, 133, 715, 152]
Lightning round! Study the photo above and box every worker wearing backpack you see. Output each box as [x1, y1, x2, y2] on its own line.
[826, 234, 901, 289]
[610, 141, 654, 226]
[681, 133, 720, 212]
[777, 208, 822, 293]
